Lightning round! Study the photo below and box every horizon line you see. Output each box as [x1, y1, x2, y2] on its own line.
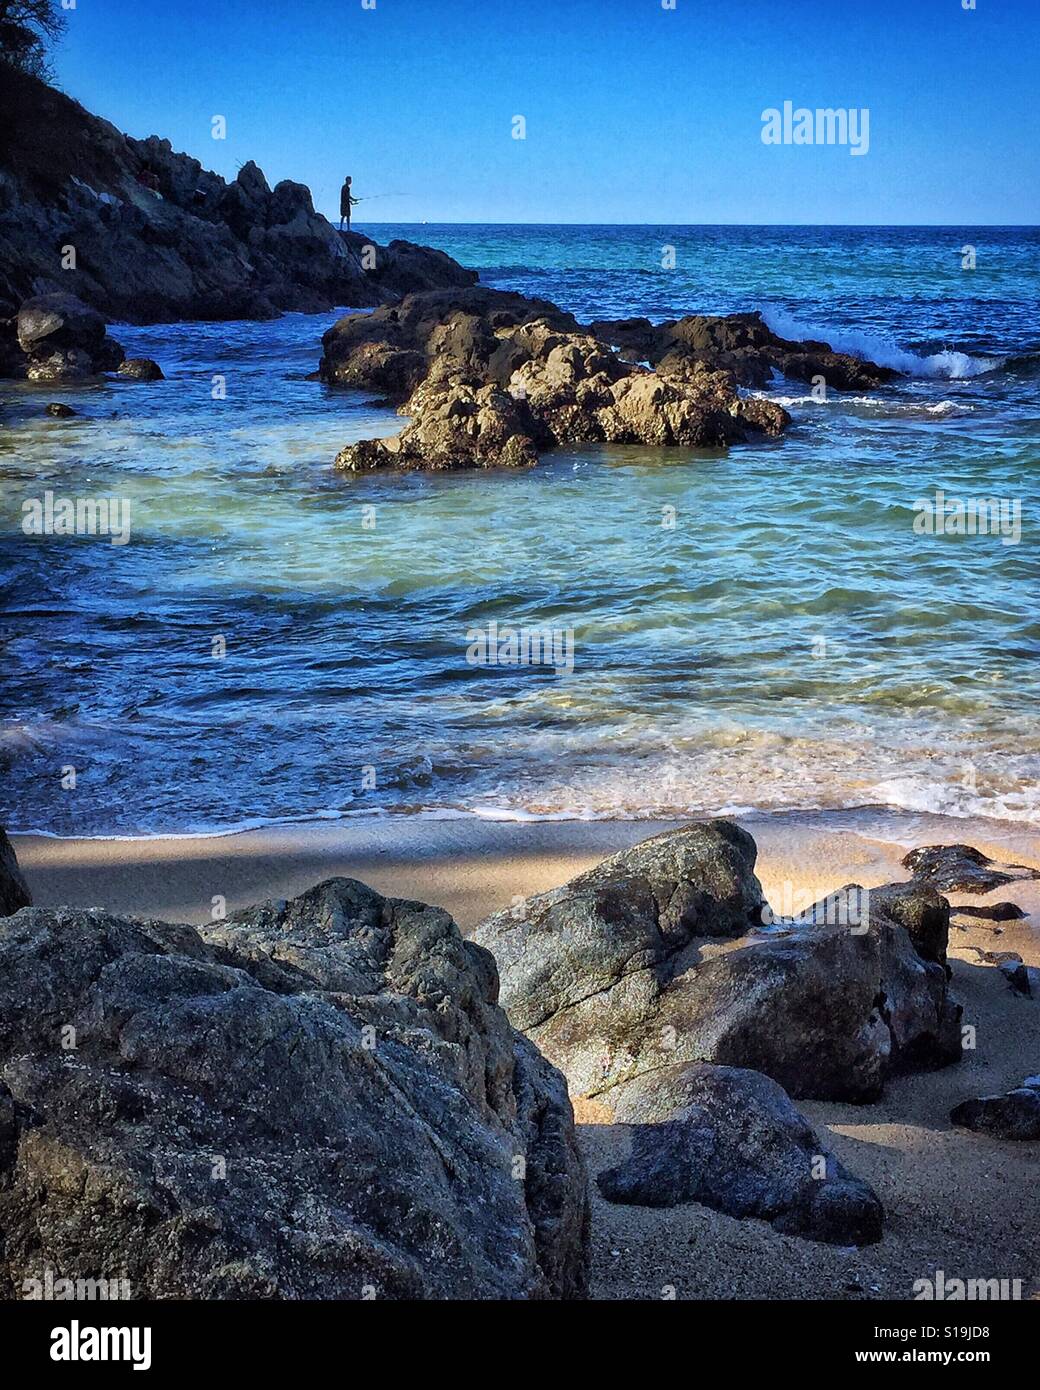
[352, 220, 1039, 230]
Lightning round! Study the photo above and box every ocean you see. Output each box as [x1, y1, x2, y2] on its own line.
[1, 224, 1038, 836]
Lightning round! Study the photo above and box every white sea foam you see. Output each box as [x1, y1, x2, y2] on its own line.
[869, 776, 1040, 825]
[757, 393, 973, 417]
[759, 307, 1003, 380]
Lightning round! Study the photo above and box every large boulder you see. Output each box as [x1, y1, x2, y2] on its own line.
[14, 292, 124, 381]
[596, 1063, 884, 1246]
[0, 879, 589, 1299]
[474, 823, 962, 1103]
[0, 828, 30, 917]
[475, 821, 766, 1034]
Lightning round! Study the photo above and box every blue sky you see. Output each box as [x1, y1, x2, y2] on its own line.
[54, 0, 1039, 224]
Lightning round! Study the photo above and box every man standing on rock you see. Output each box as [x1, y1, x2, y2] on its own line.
[339, 176, 358, 231]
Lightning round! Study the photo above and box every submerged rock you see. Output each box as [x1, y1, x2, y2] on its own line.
[45, 402, 77, 417]
[474, 822, 961, 1103]
[596, 1063, 883, 1246]
[951, 1079, 1040, 1141]
[0, 828, 30, 917]
[0, 878, 589, 1299]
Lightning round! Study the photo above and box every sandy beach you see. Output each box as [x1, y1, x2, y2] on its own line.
[12, 808, 1040, 1301]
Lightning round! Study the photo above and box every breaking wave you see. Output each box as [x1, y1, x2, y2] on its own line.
[759, 307, 1004, 380]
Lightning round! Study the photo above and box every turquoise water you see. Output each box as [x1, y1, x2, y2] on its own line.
[1, 225, 1038, 835]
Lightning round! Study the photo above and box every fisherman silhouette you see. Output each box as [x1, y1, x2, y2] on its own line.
[339, 176, 359, 231]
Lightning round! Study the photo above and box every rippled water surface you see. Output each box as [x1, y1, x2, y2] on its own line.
[1, 225, 1038, 834]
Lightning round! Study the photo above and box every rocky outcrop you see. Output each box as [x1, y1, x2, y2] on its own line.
[951, 1078, 1040, 1141]
[588, 311, 900, 391]
[321, 285, 901, 473]
[596, 1063, 884, 1246]
[323, 290, 798, 472]
[0, 828, 30, 917]
[902, 844, 1040, 895]
[0, 878, 589, 1299]
[0, 69, 476, 326]
[473, 821, 962, 1104]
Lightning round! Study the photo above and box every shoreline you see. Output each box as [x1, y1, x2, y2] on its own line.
[12, 805, 1040, 931]
[11, 804, 1040, 1300]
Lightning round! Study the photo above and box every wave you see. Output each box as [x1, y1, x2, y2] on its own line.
[759, 307, 1004, 380]
[869, 776, 1040, 826]
[757, 393, 973, 417]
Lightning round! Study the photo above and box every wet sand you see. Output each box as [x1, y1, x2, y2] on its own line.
[11, 808, 1040, 1301]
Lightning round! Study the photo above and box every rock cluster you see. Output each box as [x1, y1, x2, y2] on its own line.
[470, 820, 973, 1244]
[321, 288, 898, 473]
[0, 70, 476, 326]
[473, 821, 962, 1105]
[0, 873, 590, 1299]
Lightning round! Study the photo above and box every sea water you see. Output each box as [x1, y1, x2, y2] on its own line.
[1, 224, 1037, 835]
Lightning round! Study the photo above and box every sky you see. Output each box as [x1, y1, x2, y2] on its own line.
[51, 0, 1040, 225]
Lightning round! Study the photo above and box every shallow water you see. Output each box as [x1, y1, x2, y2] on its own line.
[1, 225, 1038, 835]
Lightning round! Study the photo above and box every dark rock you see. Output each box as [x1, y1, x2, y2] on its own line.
[591, 310, 900, 390]
[476, 821, 766, 1034]
[324, 291, 804, 471]
[868, 880, 951, 966]
[951, 901, 1025, 922]
[596, 1063, 883, 1246]
[45, 402, 76, 417]
[319, 287, 581, 391]
[965, 947, 1022, 966]
[0, 878, 589, 1299]
[951, 1080, 1040, 1140]
[0, 827, 31, 916]
[474, 823, 961, 1103]
[13, 292, 124, 381]
[117, 357, 164, 381]
[16, 292, 107, 355]
[902, 844, 1039, 895]
[998, 961, 1040, 997]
